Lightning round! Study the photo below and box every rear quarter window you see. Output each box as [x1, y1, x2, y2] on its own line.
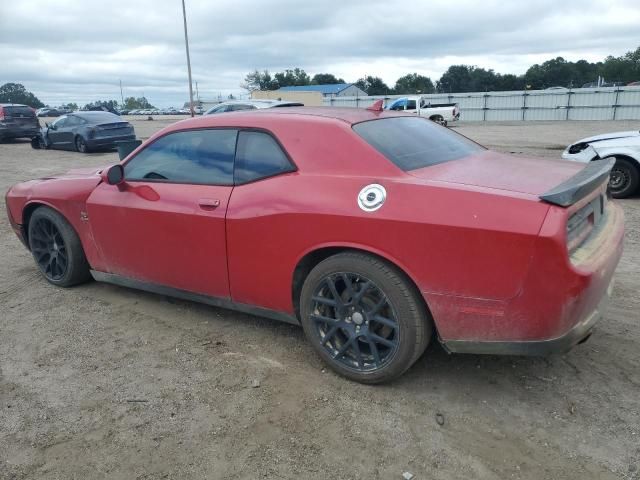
[234, 131, 295, 184]
[353, 116, 484, 171]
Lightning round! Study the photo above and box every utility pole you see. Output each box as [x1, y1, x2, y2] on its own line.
[119, 79, 124, 107]
[181, 0, 195, 117]
[195, 81, 200, 103]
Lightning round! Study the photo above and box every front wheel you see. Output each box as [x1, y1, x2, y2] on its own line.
[299, 252, 432, 384]
[28, 207, 91, 287]
[608, 157, 639, 198]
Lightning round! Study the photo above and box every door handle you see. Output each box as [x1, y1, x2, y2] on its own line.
[198, 198, 220, 210]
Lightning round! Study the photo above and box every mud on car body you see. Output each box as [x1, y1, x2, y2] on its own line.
[6, 107, 624, 383]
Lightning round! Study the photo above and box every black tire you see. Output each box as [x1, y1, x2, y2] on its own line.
[75, 135, 89, 153]
[430, 115, 445, 126]
[30, 137, 41, 149]
[608, 157, 639, 198]
[28, 207, 91, 287]
[299, 252, 432, 384]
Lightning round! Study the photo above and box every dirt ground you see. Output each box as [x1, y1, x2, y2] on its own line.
[1, 118, 639, 480]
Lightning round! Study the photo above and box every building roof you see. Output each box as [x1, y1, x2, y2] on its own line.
[277, 83, 354, 94]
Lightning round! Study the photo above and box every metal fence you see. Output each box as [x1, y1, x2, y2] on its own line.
[323, 86, 640, 121]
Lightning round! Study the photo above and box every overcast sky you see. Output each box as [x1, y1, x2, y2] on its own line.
[1, 0, 638, 107]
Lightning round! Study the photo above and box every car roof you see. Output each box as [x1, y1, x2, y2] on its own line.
[73, 111, 121, 121]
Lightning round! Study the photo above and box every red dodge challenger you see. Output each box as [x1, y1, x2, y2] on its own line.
[5, 107, 624, 383]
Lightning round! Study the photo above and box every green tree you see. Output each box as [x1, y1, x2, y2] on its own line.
[393, 73, 435, 94]
[274, 68, 311, 87]
[61, 102, 78, 111]
[83, 100, 119, 112]
[354, 76, 391, 95]
[311, 73, 345, 85]
[123, 96, 155, 109]
[241, 70, 279, 91]
[0, 83, 44, 108]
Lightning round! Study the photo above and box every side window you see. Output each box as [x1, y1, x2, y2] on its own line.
[234, 131, 295, 184]
[406, 100, 417, 110]
[124, 129, 237, 185]
[52, 116, 68, 128]
[230, 104, 256, 111]
[65, 116, 82, 127]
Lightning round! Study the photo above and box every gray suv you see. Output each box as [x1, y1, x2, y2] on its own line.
[0, 104, 40, 142]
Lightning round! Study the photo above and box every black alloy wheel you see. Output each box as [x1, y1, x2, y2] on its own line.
[309, 272, 400, 371]
[28, 207, 91, 287]
[30, 216, 69, 281]
[300, 252, 432, 383]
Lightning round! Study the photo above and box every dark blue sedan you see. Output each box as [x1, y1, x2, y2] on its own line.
[32, 111, 136, 153]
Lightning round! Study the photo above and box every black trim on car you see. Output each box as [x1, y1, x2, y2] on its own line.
[121, 126, 298, 187]
[90, 270, 300, 325]
[540, 158, 615, 207]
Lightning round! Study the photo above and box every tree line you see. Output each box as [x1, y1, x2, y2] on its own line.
[244, 45, 640, 95]
[0, 83, 157, 111]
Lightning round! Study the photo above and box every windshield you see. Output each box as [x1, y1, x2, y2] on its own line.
[353, 116, 484, 171]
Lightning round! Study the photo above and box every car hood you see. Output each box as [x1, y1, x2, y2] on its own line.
[39, 166, 105, 180]
[408, 150, 585, 196]
[575, 130, 640, 144]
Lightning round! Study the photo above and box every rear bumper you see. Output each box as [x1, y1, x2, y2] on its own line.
[433, 198, 624, 356]
[0, 125, 40, 139]
[442, 278, 613, 355]
[87, 134, 136, 148]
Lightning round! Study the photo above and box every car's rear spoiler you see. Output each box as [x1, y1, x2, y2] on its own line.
[539, 158, 614, 207]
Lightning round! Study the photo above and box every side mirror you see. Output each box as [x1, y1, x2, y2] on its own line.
[103, 164, 124, 185]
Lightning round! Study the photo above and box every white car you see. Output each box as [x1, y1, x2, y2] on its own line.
[562, 130, 640, 198]
[386, 96, 460, 126]
[204, 100, 304, 115]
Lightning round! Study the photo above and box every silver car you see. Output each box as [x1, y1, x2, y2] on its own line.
[204, 99, 303, 115]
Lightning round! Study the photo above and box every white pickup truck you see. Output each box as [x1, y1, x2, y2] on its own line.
[386, 96, 460, 126]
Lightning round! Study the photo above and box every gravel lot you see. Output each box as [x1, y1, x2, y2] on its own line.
[1, 117, 639, 480]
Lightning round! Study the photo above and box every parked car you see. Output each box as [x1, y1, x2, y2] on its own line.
[6, 107, 623, 383]
[31, 111, 136, 153]
[562, 130, 640, 198]
[0, 103, 40, 142]
[36, 108, 62, 117]
[204, 100, 303, 115]
[386, 96, 460, 126]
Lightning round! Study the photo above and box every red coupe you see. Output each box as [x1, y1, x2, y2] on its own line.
[5, 107, 624, 383]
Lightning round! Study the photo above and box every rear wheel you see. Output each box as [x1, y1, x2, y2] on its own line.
[75, 135, 89, 153]
[300, 252, 432, 384]
[608, 157, 639, 198]
[28, 207, 91, 287]
[430, 115, 446, 126]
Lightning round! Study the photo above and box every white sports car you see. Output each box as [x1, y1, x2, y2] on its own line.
[562, 130, 640, 198]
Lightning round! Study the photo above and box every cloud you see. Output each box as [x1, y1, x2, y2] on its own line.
[0, 0, 638, 106]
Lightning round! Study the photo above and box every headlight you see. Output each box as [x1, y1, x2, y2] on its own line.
[568, 142, 589, 154]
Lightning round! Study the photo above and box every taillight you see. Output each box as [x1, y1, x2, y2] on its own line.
[567, 209, 594, 254]
[566, 194, 605, 254]
[0, 107, 5, 120]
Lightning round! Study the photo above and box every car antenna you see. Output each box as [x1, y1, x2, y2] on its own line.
[366, 99, 384, 112]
